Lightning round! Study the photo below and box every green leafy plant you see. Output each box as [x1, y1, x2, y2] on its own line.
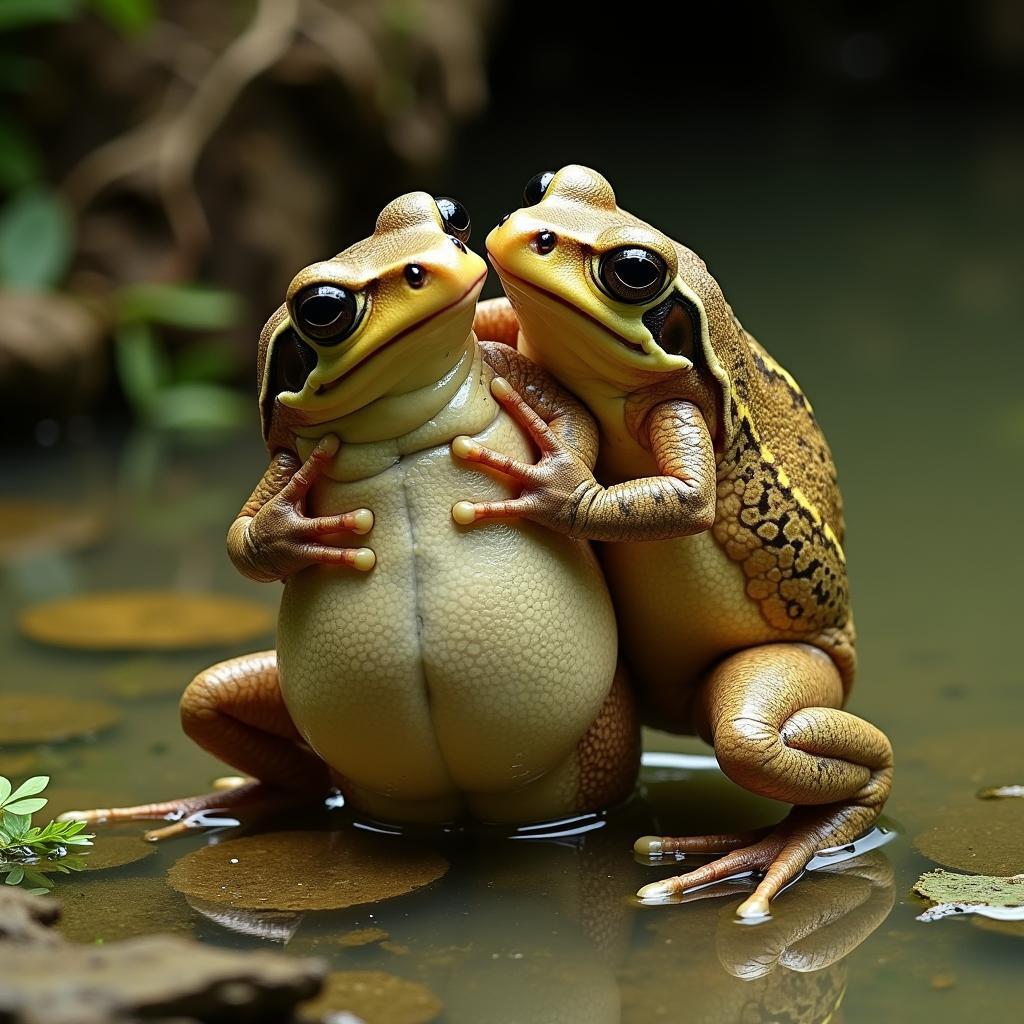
[0, 776, 93, 893]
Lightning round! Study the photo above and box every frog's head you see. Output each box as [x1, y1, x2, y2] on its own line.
[258, 192, 486, 441]
[487, 165, 736, 443]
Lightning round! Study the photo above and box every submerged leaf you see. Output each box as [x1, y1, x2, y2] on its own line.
[168, 830, 448, 912]
[17, 591, 275, 651]
[0, 695, 120, 745]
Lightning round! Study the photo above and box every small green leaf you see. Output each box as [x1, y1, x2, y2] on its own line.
[24, 887, 49, 895]
[8, 776, 49, 803]
[4, 797, 47, 815]
[115, 283, 240, 330]
[1, 811, 31, 836]
[4, 867, 24, 886]
[0, 0, 80, 30]
[0, 777, 10, 804]
[0, 187, 72, 288]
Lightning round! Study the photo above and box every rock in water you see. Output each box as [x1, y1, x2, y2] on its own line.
[0, 888, 325, 1024]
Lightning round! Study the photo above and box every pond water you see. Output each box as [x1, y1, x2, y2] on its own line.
[1, 107, 1022, 1022]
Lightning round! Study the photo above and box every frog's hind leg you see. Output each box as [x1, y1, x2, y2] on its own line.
[635, 643, 892, 919]
[59, 651, 330, 840]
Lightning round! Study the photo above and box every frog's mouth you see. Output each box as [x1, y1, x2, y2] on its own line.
[316, 270, 486, 394]
[487, 253, 645, 354]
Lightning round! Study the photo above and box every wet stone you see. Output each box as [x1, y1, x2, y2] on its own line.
[167, 829, 449, 912]
[17, 590, 275, 651]
[0, 695, 120, 745]
[0, 888, 324, 1024]
[298, 970, 442, 1024]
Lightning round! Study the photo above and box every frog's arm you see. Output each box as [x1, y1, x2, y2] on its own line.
[473, 297, 520, 349]
[472, 340, 599, 468]
[453, 385, 716, 542]
[228, 436, 376, 582]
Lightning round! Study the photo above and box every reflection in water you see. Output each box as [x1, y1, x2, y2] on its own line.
[117, 753, 895, 1024]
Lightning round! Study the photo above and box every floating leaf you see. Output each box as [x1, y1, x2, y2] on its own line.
[0, 187, 72, 288]
[168, 830, 448, 912]
[0, 695, 120, 745]
[0, 500, 107, 565]
[17, 591, 275, 651]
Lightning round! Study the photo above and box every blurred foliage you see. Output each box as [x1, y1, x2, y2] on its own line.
[0, 0, 494, 435]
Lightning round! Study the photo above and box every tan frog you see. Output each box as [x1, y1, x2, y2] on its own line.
[452, 165, 893, 918]
[64, 191, 637, 833]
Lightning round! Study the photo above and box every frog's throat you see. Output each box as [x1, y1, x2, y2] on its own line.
[315, 269, 487, 395]
[295, 336, 477, 445]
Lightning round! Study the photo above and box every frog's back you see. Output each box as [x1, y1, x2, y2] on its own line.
[708, 321, 855, 677]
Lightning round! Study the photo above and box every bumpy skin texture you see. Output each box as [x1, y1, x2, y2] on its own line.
[66, 191, 638, 834]
[464, 165, 892, 917]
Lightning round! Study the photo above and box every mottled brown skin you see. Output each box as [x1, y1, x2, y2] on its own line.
[456, 165, 892, 918]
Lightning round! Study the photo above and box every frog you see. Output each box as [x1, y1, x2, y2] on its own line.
[62, 190, 638, 836]
[450, 165, 893, 918]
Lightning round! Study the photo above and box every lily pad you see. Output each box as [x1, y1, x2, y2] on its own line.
[18, 591, 275, 651]
[56, 875, 195, 943]
[914, 801, 1024, 875]
[298, 971, 442, 1024]
[77, 835, 155, 873]
[167, 830, 448, 912]
[0, 695, 120, 745]
[0, 500, 106, 564]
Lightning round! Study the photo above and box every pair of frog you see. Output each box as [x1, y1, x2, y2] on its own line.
[67, 165, 892, 920]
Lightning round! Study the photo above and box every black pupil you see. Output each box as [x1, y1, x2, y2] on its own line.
[523, 170, 555, 206]
[614, 249, 660, 288]
[301, 293, 346, 328]
[434, 197, 471, 241]
[406, 264, 425, 286]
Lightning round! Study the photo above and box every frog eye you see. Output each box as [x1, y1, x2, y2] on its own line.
[291, 284, 360, 345]
[522, 171, 555, 207]
[434, 197, 471, 243]
[598, 247, 667, 304]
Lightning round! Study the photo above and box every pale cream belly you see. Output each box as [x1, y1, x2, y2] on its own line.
[599, 530, 786, 727]
[277, 407, 618, 819]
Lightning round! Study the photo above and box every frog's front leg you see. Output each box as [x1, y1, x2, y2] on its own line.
[59, 652, 331, 840]
[472, 297, 521, 348]
[453, 376, 716, 542]
[230, 434, 376, 581]
[635, 644, 893, 919]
